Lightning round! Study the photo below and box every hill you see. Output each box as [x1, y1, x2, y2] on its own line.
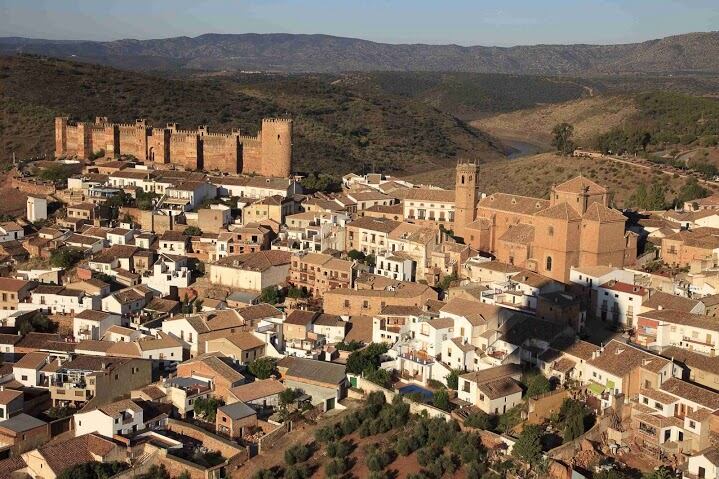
[404, 152, 702, 208]
[2, 31, 719, 74]
[0, 55, 504, 174]
[471, 96, 639, 147]
[338, 72, 590, 118]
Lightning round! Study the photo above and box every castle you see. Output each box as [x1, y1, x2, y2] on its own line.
[54, 117, 292, 177]
[453, 160, 637, 283]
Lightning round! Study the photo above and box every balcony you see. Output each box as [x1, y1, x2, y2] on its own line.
[400, 350, 434, 365]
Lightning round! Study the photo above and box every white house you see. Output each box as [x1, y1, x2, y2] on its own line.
[142, 255, 192, 296]
[73, 310, 122, 341]
[74, 399, 147, 438]
[374, 251, 416, 282]
[101, 286, 152, 316]
[12, 352, 50, 388]
[27, 285, 98, 315]
[457, 365, 523, 415]
[596, 280, 648, 327]
[0, 222, 24, 243]
[683, 448, 719, 479]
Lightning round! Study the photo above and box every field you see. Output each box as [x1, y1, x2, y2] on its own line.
[405, 153, 701, 208]
[471, 96, 638, 147]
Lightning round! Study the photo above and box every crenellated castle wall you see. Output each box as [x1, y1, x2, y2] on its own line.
[54, 117, 292, 177]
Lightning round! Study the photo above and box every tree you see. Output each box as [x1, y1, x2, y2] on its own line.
[346, 342, 389, 375]
[135, 189, 159, 211]
[446, 369, 461, 390]
[560, 399, 585, 442]
[50, 247, 85, 268]
[347, 250, 366, 262]
[259, 286, 280, 305]
[138, 464, 170, 479]
[437, 272, 458, 291]
[286, 286, 308, 299]
[248, 357, 277, 379]
[525, 373, 551, 398]
[432, 389, 450, 411]
[512, 424, 543, 465]
[551, 123, 575, 156]
[17, 311, 57, 335]
[193, 397, 222, 422]
[183, 226, 202, 236]
[279, 388, 300, 407]
[464, 411, 494, 430]
[57, 461, 127, 479]
[675, 177, 709, 206]
[643, 467, 675, 479]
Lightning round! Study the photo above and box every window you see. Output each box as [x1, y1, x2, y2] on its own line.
[548, 226, 554, 236]
[545, 256, 552, 272]
[463, 381, 470, 393]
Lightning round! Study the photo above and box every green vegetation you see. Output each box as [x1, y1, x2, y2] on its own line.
[135, 189, 159, 210]
[300, 173, 342, 193]
[445, 369, 461, 390]
[248, 357, 277, 380]
[335, 340, 364, 351]
[628, 180, 668, 211]
[183, 226, 202, 236]
[37, 163, 76, 182]
[49, 246, 85, 269]
[192, 397, 222, 422]
[432, 388, 450, 411]
[596, 91, 719, 159]
[286, 286, 309, 299]
[512, 424, 544, 465]
[559, 399, 586, 442]
[17, 311, 57, 335]
[1, 55, 504, 176]
[259, 286, 280, 305]
[552, 122, 575, 156]
[57, 461, 127, 479]
[437, 272, 458, 291]
[136, 465, 170, 479]
[524, 372, 551, 398]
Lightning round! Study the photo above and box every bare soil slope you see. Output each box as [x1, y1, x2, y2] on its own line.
[471, 96, 638, 147]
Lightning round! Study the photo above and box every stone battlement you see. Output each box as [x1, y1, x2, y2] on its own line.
[55, 116, 292, 177]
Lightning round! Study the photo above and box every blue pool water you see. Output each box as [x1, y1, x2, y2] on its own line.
[398, 384, 434, 401]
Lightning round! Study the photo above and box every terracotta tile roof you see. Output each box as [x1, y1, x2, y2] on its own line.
[561, 340, 601, 361]
[535, 202, 581, 221]
[13, 352, 48, 369]
[459, 363, 522, 384]
[347, 216, 402, 234]
[551, 357, 576, 373]
[397, 187, 455, 203]
[0, 277, 30, 292]
[36, 434, 118, 475]
[0, 389, 22, 405]
[588, 340, 670, 377]
[554, 176, 607, 195]
[379, 305, 425, 316]
[223, 332, 266, 351]
[75, 310, 113, 322]
[441, 297, 500, 326]
[478, 193, 549, 215]
[138, 385, 166, 401]
[640, 387, 677, 404]
[660, 377, 719, 410]
[285, 310, 317, 326]
[344, 315, 373, 344]
[477, 377, 523, 400]
[599, 280, 648, 296]
[497, 224, 535, 244]
[639, 309, 719, 332]
[0, 456, 26, 479]
[97, 398, 143, 417]
[230, 379, 285, 403]
[277, 356, 346, 385]
[213, 250, 291, 271]
[582, 202, 627, 223]
[181, 353, 245, 384]
[237, 303, 282, 321]
[511, 270, 553, 289]
[642, 291, 701, 313]
[660, 346, 719, 373]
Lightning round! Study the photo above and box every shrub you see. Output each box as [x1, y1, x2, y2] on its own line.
[324, 458, 350, 477]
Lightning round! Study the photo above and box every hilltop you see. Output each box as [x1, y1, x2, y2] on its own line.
[0, 55, 504, 174]
[2, 31, 719, 74]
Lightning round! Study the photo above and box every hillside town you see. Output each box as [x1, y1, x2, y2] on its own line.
[0, 115, 717, 479]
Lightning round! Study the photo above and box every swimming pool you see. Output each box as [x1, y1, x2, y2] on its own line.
[397, 384, 434, 401]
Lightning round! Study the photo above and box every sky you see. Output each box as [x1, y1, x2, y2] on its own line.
[1, 0, 718, 46]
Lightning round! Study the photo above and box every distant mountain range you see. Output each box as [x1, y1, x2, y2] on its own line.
[2, 31, 719, 74]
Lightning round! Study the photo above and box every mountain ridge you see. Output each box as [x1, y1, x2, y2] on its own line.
[2, 31, 719, 74]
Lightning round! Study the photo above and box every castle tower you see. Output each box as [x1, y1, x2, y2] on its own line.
[54, 117, 69, 158]
[454, 159, 480, 240]
[260, 118, 293, 177]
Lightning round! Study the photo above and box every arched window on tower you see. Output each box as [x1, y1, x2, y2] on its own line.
[546, 256, 553, 272]
[469, 176, 472, 182]
[461, 175, 465, 185]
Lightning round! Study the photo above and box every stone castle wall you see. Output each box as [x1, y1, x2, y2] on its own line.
[55, 117, 292, 177]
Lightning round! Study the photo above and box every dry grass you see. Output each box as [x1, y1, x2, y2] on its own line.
[471, 95, 638, 147]
[404, 153, 702, 208]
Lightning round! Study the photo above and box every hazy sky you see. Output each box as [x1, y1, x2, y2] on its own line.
[1, 0, 718, 46]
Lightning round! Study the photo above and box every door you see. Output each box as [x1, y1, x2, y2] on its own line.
[326, 398, 335, 411]
[663, 429, 671, 442]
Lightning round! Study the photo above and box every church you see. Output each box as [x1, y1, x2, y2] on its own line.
[453, 161, 637, 283]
